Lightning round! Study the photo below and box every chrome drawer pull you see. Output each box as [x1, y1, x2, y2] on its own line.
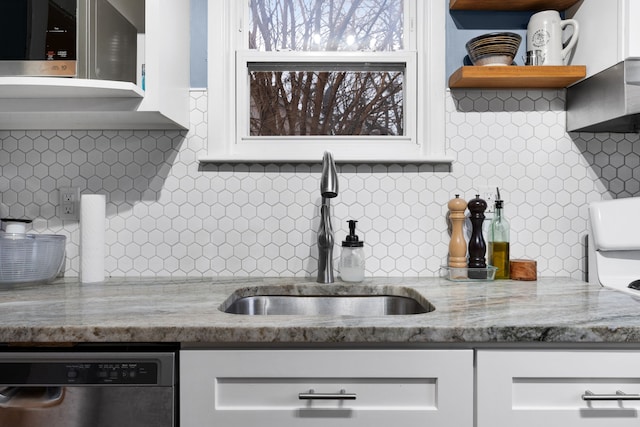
[582, 390, 640, 401]
[298, 389, 357, 400]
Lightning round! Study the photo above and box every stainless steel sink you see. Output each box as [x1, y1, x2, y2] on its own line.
[223, 294, 434, 316]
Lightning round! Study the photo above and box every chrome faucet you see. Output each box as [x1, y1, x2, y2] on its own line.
[317, 151, 339, 283]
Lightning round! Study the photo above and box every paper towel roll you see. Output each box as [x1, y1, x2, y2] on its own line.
[80, 194, 106, 283]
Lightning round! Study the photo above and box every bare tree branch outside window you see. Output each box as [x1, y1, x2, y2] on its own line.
[248, 0, 405, 137]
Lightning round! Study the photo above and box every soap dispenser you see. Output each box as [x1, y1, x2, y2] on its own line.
[339, 220, 365, 282]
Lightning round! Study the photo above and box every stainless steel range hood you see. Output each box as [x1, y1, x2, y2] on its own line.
[567, 59, 640, 133]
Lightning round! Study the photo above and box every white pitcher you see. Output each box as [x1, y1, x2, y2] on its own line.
[527, 10, 579, 65]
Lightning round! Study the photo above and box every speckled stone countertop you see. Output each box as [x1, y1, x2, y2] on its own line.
[1, 276, 640, 345]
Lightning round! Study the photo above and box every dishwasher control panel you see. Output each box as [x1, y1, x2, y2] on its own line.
[0, 361, 159, 385]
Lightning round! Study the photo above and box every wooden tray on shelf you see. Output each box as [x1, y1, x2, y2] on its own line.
[449, 0, 580, 11]
[448, 65, 586, 89]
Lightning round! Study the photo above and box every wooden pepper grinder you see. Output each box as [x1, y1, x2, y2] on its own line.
[448, 195, 468, 268]
[467, 195, 487, 270]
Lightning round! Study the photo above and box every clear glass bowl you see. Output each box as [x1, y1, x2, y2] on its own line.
[0, 233, 66, 284]
[439, 265, 497, 282]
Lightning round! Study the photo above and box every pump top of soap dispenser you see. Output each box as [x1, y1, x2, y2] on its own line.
[342, 220, 364, 247]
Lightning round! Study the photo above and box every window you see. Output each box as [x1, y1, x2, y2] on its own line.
[203, 0, 448, 163]
[246, 62, 407, 137]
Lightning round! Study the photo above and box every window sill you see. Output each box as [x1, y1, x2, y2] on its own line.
[198, 153, 454, 164]
[199, 157, 454, 164]
[200, 135, 452, 164]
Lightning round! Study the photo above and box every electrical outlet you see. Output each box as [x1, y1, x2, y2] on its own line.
[58, 187, 80, 220]
[479, 185, 498, 213]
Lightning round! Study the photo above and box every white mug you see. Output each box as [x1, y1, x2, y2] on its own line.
[526, 10, 579, 65]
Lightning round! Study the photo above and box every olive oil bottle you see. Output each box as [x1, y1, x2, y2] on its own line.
[489, 189, 510, 279]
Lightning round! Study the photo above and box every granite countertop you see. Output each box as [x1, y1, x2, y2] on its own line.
[1, 276, 640, 345]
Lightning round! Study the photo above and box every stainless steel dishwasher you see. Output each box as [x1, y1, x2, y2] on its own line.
[0, 347, 176, 427]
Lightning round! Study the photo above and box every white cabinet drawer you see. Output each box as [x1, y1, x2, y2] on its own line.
[477, 350, 640, 427]
[181, 349, 473, 427]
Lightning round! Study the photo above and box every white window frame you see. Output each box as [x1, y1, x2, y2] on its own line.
[201, 0, 450, 163]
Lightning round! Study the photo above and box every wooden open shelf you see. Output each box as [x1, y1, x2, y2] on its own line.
[449, 0, 580, 11]
[448, 65, 586, 89]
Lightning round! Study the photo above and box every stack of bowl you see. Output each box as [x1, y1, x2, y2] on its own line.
[465, 32, 522, 66]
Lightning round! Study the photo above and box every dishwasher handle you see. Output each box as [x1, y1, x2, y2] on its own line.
[0, 386, 65, 408]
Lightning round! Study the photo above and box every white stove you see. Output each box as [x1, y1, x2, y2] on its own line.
[589, 197, 640, 297]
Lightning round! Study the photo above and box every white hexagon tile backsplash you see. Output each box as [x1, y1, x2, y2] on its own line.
[0, 89, 636, 279]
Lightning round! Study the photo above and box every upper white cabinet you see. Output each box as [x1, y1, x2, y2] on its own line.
[567, 0, 640, 79]
[181, 349, 474, 427]
[0, 0, 190, 130]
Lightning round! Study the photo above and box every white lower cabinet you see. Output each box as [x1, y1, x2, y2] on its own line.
[477, 350, 640, 427]
[180, 349, 473, 427]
